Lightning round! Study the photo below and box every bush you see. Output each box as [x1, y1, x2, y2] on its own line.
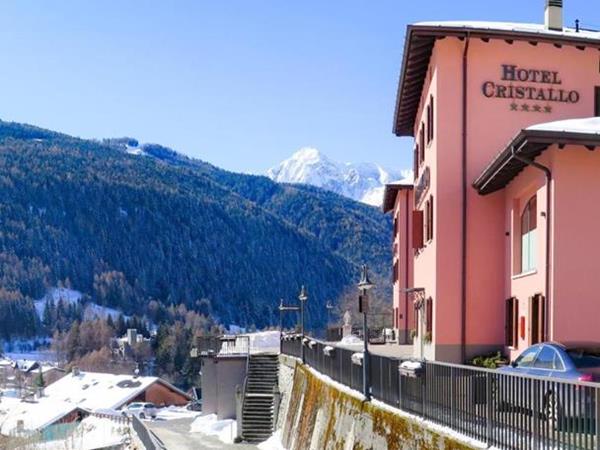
[469, 351, 508, 369]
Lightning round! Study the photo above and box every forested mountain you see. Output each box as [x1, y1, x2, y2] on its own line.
[0, 120, 392, 338]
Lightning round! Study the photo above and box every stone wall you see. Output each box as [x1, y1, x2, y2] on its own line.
[278, 361, 483, 450]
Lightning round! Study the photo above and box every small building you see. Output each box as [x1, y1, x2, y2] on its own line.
[0, 370, 190, 436]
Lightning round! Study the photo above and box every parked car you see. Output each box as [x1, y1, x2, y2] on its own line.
[497, 342, 600, 429]
[123, 402, 158, 419]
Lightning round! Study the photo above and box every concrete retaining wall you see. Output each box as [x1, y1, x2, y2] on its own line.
[278, 359, 483, 450]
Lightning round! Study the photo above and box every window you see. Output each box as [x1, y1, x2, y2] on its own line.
[595, 86, 600, 117]
[505, 297, 519, 347]
[393, 261, 398, 283]
[429, 95, 434, 142]
[413, 145, 419, 179]
[424, 200, 430, 243]
[419, 127, 425, 164]
[426, 104, 431, 145]
[425, 297, 433, 336]
[530, 294, 546, 344]
[514, 346, 540, 368]
[427, 196, 434, 242]
[520, 195, 537, 272]
[533, 346, 559, 370]
[413, 303, 419, 337]
[412, 210, 424, 250]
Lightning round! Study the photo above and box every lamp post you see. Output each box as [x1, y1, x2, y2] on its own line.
[325, 302, 334, 340]
[358, 264, 374, 401]
[279, 298, 300, 354]
[298, 285, 308, 363]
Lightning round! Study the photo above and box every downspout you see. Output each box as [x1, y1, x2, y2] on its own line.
[460, 34, 470, 363]
[404, 192, 409, 344]
[512, 148, 552, 341]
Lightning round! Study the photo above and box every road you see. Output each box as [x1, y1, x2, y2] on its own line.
[146, 418, 259, 450]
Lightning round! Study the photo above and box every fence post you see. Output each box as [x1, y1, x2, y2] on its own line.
[532, 379, 540, 449]
[450, 366, 455, 429]
[485, 372, 493, 447]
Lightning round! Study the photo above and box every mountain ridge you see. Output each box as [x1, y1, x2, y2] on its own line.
[0, 120, 392, 338]
[267, 147, 412, 206]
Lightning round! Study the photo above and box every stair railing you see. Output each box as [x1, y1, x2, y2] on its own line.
[239, 335, 251, 440]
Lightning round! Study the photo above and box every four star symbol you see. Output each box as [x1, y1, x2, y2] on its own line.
[509, 103, 553, 113]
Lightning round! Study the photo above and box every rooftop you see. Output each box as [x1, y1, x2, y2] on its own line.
[382, 180, 413, 213]
[474, 117, 600, 195]
[394, 21, 600, 137]
[0, 370, 189, 434]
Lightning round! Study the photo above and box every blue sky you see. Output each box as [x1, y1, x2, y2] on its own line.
[0, 1, 594, 174]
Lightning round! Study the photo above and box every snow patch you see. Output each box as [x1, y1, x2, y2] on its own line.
[339, 335, 363, 345]
[527, 116, 600, 134]
[190, 414, 237, 444]
[257, 429, 287, 450]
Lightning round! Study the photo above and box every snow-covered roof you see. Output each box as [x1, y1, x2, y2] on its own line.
[526, 117, 600, 135]
[414, 21, 600, 42]
[0, 397, 83, 435]
[394, 20, 600, 136]
[474, 117, 600, 195]
[0, 370, 189, 434]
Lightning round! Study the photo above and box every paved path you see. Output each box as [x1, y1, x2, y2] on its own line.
[146, 418, 258, 450]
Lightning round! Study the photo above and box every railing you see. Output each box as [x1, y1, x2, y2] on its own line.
[281, 334, 600, 450]
[132, 415, 165, 450]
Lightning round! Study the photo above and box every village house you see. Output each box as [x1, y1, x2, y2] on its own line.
[385, 0, 600, 363]
[0, 369, 190, 436]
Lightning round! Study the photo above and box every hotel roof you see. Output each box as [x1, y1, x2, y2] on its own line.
[393, 21, 600, 137]
[473, 117, 600, 195]
[382, 180, 413, 213]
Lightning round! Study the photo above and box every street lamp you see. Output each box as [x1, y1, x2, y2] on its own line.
[298, 285, 308, 363]
[325, 302, 334, 339]
[278, 298, 300, 353]
[358, 264, 374, 400]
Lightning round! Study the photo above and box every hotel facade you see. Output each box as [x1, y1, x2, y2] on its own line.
[384, 1, 600, 363]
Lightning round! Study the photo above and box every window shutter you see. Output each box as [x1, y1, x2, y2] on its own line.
[413, 145, 419, 178]
[536, 294, 546, 342]
[505, 298, 513, 346]
[426, 298, 433, 335]
[412, 210, 424, 249]
[513, 298, 519, 347]
[429, 195, 434, 241]
[430, 95, 434, 140]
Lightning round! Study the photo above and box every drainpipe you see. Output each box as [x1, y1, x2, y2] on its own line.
[512, 147, 552, 341]
[404, 193, 410, 344]
[460, 34, 471, 363]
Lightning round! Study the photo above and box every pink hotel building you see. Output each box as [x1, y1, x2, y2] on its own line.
[384, 1, 600, 363]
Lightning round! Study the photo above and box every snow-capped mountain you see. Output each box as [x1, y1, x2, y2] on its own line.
[267, 148, 412, 206]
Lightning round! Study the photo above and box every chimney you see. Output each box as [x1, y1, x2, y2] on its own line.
[545, 0, 563, 31]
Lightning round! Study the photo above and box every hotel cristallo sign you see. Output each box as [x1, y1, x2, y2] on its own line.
[482, 64, 580, 113]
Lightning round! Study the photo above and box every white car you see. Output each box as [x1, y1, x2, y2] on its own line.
[123, 402, 158, 419]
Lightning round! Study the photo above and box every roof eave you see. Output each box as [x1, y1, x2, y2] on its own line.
[474, 129, 600, 195]
[393, 24, 600, 138]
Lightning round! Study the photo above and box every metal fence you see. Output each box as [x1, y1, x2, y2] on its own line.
[132, 415, 165, 450]
[281, 334, 600, 450]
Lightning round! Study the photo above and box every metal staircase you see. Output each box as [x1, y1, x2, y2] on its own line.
[241, 353, 279, 443]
